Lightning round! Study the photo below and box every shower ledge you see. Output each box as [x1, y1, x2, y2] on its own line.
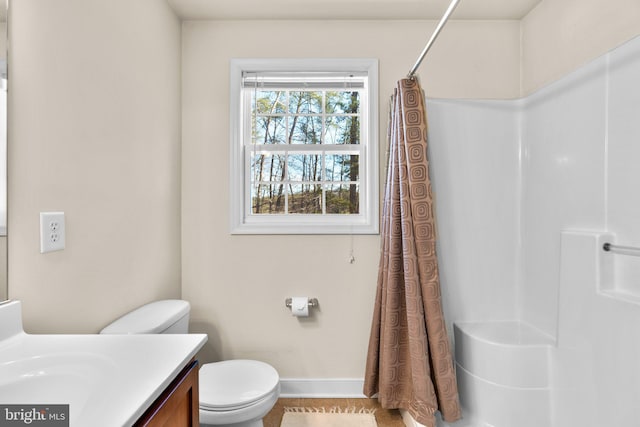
[453, 320, 552, 427]
[454, 320, 553, 388]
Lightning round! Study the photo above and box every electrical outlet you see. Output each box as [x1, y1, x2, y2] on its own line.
[40, 212, 66, 253]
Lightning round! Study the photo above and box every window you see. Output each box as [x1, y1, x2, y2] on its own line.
[230, 59, 379, 234]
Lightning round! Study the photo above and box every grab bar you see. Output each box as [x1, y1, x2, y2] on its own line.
[603, 242, 640, 257]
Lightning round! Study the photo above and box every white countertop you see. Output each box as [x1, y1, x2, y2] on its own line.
[0, 301, 207, 427]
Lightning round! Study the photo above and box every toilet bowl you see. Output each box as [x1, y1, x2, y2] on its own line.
[100, 300, 280, 427]
[199, 360, 280, 427]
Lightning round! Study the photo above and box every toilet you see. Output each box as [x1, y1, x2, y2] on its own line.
[100, 300, 280, 427]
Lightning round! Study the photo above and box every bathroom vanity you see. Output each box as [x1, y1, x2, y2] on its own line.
[0, 301, 207, 427]
[135, 359, 199, 426]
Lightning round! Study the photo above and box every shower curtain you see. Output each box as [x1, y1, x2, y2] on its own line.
[364, 78, 461, 427]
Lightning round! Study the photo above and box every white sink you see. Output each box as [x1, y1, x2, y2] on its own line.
[0, 301, 207, 426]
[0, 352, 115, 415]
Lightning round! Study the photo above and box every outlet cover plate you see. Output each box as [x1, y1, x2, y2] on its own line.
[40, 212, 65, 253]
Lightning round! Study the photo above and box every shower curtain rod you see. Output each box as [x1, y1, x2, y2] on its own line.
[407, 0, 462, 79]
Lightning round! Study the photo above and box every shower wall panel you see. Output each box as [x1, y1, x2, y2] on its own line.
[425, 99, 520, 331]
[519, 54, 608, 337]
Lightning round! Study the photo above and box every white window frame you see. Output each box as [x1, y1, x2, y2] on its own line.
[229, 58, 379, 235]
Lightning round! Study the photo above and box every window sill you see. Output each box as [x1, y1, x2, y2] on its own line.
[230, 216, 379, 235]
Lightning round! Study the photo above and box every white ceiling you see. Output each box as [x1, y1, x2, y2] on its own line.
[167, 0, 542, 21]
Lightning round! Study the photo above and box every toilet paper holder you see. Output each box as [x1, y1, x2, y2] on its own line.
[285, 297, 318, 309]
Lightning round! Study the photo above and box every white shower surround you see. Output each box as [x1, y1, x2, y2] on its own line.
[420, 34, 640, 427]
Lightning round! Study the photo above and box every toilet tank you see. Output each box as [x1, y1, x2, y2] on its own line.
[100, 300, 190, 334]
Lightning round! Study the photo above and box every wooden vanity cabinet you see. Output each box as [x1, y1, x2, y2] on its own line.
[134, 359, 199, 427]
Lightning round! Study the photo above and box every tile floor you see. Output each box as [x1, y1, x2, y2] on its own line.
[263, 398, 405, 427]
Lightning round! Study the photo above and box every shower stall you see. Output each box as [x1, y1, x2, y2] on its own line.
[423, 34, 640, 427]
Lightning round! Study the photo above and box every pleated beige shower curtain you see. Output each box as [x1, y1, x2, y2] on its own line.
[364, 78, 461, 427]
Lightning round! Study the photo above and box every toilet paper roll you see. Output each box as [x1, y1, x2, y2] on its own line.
[291, 297, 309, 317]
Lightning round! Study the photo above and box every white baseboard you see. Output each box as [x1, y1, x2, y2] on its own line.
[279, 378, 366, 398]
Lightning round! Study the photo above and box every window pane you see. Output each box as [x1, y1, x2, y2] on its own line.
[324, 116, 359, 145]
[254, 116, 286, 144]
[252, 153, 285, 182]
[254, 90, 287, 114]
[326, 184, 359, 214]
[288, 154, 322, 182]
[234, 60, 378, 234]
[251, 183, 286, 214]
[326, 91, 360, 114]
[289, 91, 322, 114]
[289, 115, 322, 144]
[325, 154, 359, 182]
[288, 184, 322, 214]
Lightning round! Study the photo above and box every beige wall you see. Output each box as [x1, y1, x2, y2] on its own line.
[521, 0, 640, 95]
[8, 0, 639, 380]
[0, 237, 5, 302]
[181, 19, 520, 377]
[8, 0, 182, 333]
[0, 21, 6, 60]
[0, 21, 6, 302]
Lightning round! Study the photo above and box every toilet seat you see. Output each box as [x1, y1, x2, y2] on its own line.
[199, 360, 280, 411]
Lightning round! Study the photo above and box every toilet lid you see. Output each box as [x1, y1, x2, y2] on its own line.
[199, 360, 279, 411]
